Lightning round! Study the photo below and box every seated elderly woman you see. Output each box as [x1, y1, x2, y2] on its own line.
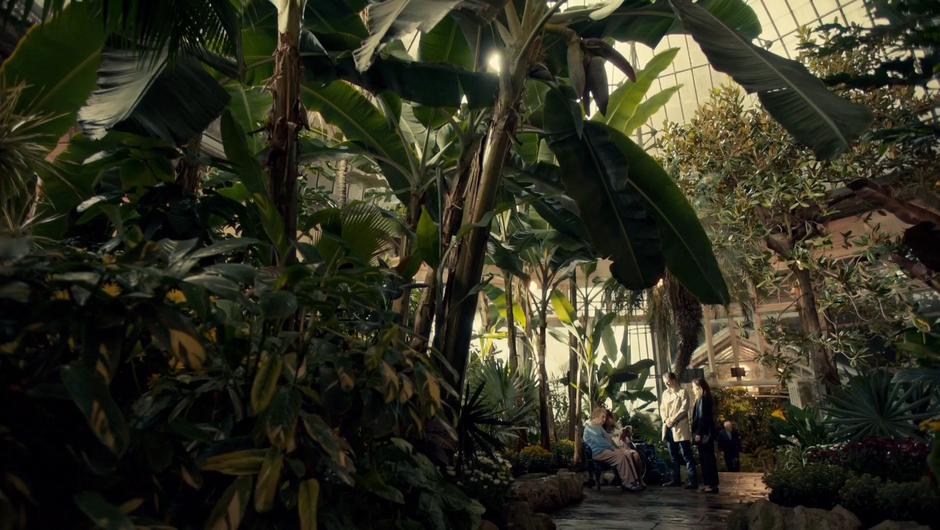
[615, 423, 647, 486]
[583, 407, 643, 492]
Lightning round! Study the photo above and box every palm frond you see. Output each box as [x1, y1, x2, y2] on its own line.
[2, 0, 244, 61]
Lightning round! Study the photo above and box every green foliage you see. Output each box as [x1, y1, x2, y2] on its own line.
[764, 463, 849, 509]
[0, 234, 477, 530]
[670, 0, 873, 160]
[825, 370, 937, 441]
[552, 440, 576, 469]
[875, 478, 940, 526]
[837, 473, 881, 523]
[517, 445, 553, 474]
[0, 83, 56, 233]
[769, 403, 830, 448]
[806, 437, 931, 482]
[460, 357, 538, 461]
[454, 452, 513, 519]
[713, 387, 784, 452]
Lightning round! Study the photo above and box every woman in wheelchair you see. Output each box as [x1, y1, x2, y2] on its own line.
[583, 407, 644, 492]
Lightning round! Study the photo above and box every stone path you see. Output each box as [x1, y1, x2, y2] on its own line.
[552, 473, 768, 530]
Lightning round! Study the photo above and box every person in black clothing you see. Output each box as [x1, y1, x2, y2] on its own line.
[717, 420, 742, 472]
[691, 378, 719, 493]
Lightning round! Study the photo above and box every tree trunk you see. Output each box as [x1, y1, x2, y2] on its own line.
[790, 264, 839, 389]
[412, 274, 437, 351]
[267, 3, 304, 264]
[765, 234, 840, 392]
[438, 98, 520, 392]
[506, 273, 519, 372]
[665, 272, 703, 376]
[394, 193, 421, 325]
[176, 135, 203, 195]
[566, 272, 578, 440]
[537, 305, 551, 450]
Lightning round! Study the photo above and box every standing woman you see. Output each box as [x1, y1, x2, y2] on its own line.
[691, 378, 719, 493]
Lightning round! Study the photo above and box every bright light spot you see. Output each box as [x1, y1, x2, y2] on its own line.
[486, 51, 503, 73]
[655, 278, 665, 288]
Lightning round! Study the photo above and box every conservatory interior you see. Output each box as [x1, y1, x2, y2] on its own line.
[0, 0, 938, 529]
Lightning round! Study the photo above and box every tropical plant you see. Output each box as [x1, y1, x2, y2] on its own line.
[0, 226, 484, 530]
[806, 437, 931, 482]
[769, 403, 830, 448]
[464, 355, 539, 443]
[0, 0, 889, 525]
[825, 370, 938, 441]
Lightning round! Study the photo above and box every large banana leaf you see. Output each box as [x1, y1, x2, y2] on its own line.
[670, 0, 873, 159]
[354, 0, 461, 71]
[621, 85, 680, 135]
[544, 89, 664, 290]
[602, 47, 679, 133]
[225, 83, 273, 155]
[78, 50, 229, 144]
[609, 133, 729, 304]
[0, 2, 106, 145]
[563, 0, 760, 49]
[419, 13, 473, 69]
[302, 80, 416, 203]
[306, 0, 369, 50]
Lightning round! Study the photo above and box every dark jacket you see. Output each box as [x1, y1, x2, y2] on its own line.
[717, 429, 742, 455]
[691, 395, 717, 440]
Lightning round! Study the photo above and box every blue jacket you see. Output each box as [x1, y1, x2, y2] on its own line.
[583, 424, 616, 456]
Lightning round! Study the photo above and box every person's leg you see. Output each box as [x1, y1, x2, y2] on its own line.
[730, 453, 741, 472]
[722, 451, 733, 472]
[665, 429, 683, 485]
[678, 441, 697, 487]
[594, 449, 640, 491]
[666, 441, 683, 485]
[628, 450, 646, 484]
[700, 439, 718, 489]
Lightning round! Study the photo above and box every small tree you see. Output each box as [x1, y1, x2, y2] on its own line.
[661, 54, 937, 390]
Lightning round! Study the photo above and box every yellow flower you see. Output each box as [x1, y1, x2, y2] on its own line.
[101, 282, 122, 297]
[771, 408, 787, 421]
[204, 327, 218, 343]
[52, 289, 70, 301]
[920, 418, 940, 433]
[165, 289, 187, 304]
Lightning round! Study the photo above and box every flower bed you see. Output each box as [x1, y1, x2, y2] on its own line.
[804, 437, 930, 482]
[763, 439, 939, 527]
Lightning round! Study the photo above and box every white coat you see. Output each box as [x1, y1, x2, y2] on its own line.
[659, 386, 692, 442]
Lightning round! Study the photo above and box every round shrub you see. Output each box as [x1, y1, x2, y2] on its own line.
[838, 473, 881, 523]
[876, 478, 940, 525]
[517, 445, 553, 474]
[552, 440, 575, 469]
[764, 463, 848, 509]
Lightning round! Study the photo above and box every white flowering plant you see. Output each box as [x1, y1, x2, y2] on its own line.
[452, 452, 514, 515]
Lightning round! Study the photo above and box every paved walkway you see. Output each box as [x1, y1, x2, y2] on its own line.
[552, 473, 768, 530]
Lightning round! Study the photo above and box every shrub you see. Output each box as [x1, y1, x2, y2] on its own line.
[517, 445, 553, 474]
[552, 440, 575, 469]
[838, 473, 881, 523]
[764, 463, 848, 509]
[457, 452, 514, 519]
[806, 437, 930, 482]
[876, 478, 940, 525]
